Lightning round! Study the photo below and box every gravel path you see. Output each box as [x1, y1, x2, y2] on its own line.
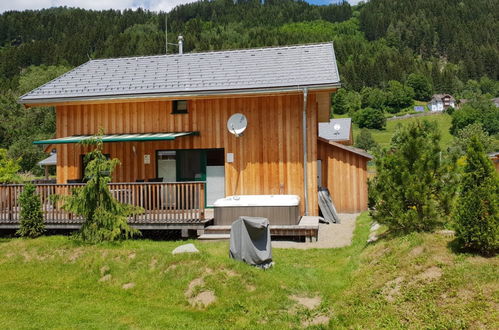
[272, 213, 359, 249]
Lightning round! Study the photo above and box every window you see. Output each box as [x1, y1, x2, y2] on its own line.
[172, 100, 188, 114]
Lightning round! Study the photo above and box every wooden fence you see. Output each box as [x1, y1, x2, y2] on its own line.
[0, 182, 205, 226]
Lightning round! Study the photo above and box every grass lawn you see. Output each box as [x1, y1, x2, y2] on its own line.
[352, 113, 454, 149]
[1, 214, 497, 329]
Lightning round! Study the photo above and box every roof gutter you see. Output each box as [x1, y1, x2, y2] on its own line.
[19, 83, 341, 105]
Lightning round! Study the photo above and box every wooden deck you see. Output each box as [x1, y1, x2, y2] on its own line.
[200, 216, 319, 241]
[0, 182, 208, 231]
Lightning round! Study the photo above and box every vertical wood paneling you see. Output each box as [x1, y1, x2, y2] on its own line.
[317, 140, 369, 213]
[55, 94, 325, 215]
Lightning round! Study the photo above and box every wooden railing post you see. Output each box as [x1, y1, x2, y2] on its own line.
[200, 182, 205, 220]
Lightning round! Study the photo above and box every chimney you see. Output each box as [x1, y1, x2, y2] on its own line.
[178, 35, 184, 55]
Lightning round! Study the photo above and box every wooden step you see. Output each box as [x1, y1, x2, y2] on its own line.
[198, 233, 231, 240]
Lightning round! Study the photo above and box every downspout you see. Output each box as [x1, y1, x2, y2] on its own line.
[302, 88, 309, 216]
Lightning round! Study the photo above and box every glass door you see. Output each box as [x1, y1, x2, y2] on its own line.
[176, 150, 206, 181]
[157, 151, 177, 182]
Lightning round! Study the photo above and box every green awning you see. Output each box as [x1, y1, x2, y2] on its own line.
[34, 132, 199, 145]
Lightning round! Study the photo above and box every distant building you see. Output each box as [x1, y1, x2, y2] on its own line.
[492, 98, 499, 108]
[489, 152, 499, 172]
[413, 106, 425, 112]
[428, 94, 456, 112]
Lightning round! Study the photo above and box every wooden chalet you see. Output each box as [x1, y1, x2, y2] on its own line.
[0, 43, 371, 238]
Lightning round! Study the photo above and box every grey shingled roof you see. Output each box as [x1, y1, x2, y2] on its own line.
[38, 153, 56, 166]
[19, 43, 340, 104]
[318, 118, 352, 142]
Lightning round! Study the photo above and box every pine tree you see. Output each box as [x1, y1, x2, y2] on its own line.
[354, 129, 378, 152]
[454, 137, 498, 255]
[370, 120, 445, 232]
[54, 136, 141, 243]
[17, 183, 45, 238]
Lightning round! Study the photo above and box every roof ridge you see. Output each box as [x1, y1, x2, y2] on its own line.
[88, 42, 335, 62]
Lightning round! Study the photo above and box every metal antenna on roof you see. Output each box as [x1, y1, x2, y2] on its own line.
[165, 13, 168, 54]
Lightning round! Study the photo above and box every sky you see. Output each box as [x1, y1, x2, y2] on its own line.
[0, 0, 364, 13]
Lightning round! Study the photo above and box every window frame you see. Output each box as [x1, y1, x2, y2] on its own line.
[172, 100, 189, 114]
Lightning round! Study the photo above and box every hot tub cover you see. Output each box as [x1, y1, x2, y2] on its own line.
[229, 216, 273, 269]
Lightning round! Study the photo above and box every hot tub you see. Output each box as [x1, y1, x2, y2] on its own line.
[213, 195, 300, 225]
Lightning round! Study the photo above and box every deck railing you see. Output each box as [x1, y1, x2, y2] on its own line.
[0, 182, 205, 225]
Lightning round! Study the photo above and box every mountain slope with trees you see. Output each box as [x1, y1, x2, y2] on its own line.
[0, 0, 497, 174]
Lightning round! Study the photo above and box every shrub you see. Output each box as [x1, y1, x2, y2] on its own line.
[354, 129, 378, 152]
[450, 123, 496, 156]
[54, 136, 141, 243]
[332, 89, 362, 115]
[369, 120, 446, 232]
[17, 183, 45, 238]
[450, 97, 499, 135]
[454, 137, 498, 255]
[353, 107, 386, 129]
[360, 87, 386, 110]
[0, 149, 21, 183]
[385, 80, 414, 112]
[332, 89, 348, 115]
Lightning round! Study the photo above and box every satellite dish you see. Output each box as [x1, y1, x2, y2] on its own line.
[333, 123, 341, 134]
[227, 113, 247, 137]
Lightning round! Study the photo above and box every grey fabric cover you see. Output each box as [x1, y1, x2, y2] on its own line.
[229, 216, 273, 268]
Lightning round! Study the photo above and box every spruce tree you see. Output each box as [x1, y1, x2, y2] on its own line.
[55, 137, 141, 243]
[370, 120, 444, 232]
[17, 183, 45, 238]
[454, 137, 498, 255]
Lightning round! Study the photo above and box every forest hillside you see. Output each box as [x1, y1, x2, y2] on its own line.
[0, 0, 498, 174]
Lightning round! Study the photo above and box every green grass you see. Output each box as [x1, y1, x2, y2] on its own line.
[352, 113, 454, 149]
[0, 214, 497, 329]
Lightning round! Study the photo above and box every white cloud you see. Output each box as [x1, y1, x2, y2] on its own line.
[0, 0, 197, 13]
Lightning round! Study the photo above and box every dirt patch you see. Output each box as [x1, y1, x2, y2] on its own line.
[223, 269, 238, 277]
[165, 264, 177, 272]
[436, 229, 455, 237]
[416, 266, 442, 282]
[100, 265, 110, 275]
[457, 289, 474, 300]
[128, 252, 136, 259]
[184, 268, 218, 308]
[122, 282, 135, 290]
[290, 295, 322, 310]
[382, 276, 405, 302]
[68, 248, 83, 263]
[303, 315, 330, 327]
[21, 251, 32, 262]
[409, 246, 424, 257]
[189, 291, 216, 308]
[185, 277, 205, 297]
[246, 284, 256, 292]
[149, 258, 158, 270]
[99, 274, 112, 282]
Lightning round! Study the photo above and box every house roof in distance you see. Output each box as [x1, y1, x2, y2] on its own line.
[19, 43, 340, 105]
[318, 118, 352, 142]
[429, 94, 456, 102]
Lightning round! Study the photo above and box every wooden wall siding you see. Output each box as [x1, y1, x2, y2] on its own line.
[317, 140, 368, 213]
[55, 94, 319, 216]
[316, 92, 331, 123]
